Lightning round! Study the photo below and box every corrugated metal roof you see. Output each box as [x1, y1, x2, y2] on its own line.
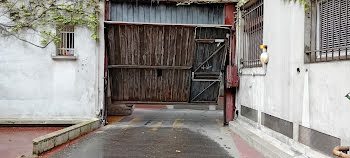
[110, 0, 239, 4]
[110, 2, 225, 24]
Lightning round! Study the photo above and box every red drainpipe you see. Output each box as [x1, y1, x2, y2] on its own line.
[224, 3, 237, 124]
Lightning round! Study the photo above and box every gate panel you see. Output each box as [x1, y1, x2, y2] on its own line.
[190, 27, 230, 103]
[106, 24, 196, 102]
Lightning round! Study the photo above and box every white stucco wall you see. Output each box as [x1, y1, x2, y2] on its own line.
[236, 0, 350, 146]
[309, 62, 350, 145]
[0, 2, 105, 120]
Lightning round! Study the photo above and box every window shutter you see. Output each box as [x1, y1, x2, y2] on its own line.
[320, 0, 350, 50]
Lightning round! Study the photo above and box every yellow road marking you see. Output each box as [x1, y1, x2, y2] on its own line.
[123, 117, 142, 130]
[216, 119, 230, 134]
[151, 121, 163, 131]
[216, 119, 223, 126]
[173, 119, 184, 130]
[106, 116, 124, 129]
[108, 116, 124, 125]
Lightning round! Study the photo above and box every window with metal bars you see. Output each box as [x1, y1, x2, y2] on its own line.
[57, 26, 75, 56]
[241, 0, 264, 68]
[305, 0, 350, 63]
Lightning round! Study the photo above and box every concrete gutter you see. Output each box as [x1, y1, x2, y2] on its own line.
[229, 119, 330, 158]
[229, 120, 295, 158]
[32, 119, 101, 156]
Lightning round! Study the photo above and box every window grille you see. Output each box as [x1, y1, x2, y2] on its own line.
[241, 0, 264, 68]
[306, 0, 350, 63]
[57, 26, 75, 56]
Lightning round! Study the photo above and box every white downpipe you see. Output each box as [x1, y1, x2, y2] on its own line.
[302, 70, 310, 128]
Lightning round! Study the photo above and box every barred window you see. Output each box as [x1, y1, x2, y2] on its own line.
[319, 0, 350, 50]
[241, 0, 264, 68]
[306, 0, 350, 63]
[57, 26, 75, 56]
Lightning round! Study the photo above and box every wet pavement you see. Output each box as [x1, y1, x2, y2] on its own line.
[49, 108, 263, 158]
[0, 127, 64, 158]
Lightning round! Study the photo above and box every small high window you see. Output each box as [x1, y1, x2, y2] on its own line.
[57, 26, 75, 56]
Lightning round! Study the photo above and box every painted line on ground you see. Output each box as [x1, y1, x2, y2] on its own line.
[172, 119, 184, 130]
[106, 116, 124, 129]
[151, 121, 163, 131]
[216, 119, 230, 134]
[123, 117, 142, 130]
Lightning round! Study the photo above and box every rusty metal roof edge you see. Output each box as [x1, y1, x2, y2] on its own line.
[240, 0, 258, 9]
[104, 21, 233, 28]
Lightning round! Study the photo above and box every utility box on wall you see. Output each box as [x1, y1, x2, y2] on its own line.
[226, 65, 239, 88]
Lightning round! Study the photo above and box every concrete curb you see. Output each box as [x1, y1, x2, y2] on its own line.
[0, 119, 90, 125]
[32, 119, 101, 156]
[229, 120, 303, 158]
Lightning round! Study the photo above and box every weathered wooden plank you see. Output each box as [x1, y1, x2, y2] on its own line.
[151, 26, 158, 66]
[187, 28, 196, 66]
[144, 25, 150, 66]
[154, 27, 160, 66]
[179, 28, 189, 101]
[175, 27, 182, 66]
[146, 69, 151, 101]
[108, 26, 116, 65]
[169, 69, 174, 101]
[151, 69, 157, 100]
[157, 27, 164, 101]
[119, 25, 126, 65]
[136, 26, 141, 65]
[163, 26, 170, 66]
[139, 69, 145, 101]
[120, 69, 125, 100]
[115, 25, 121, 65]
[126, 25, 132, 65]
[148, 26, 153, 66]
[160, 24, 165, 66]
[177, 70, 184, 101]
[168, 27, 175, 66]
[172, 27, 179, 100]
[117, 69, 123, 101]
[185, 70, 191, 101]
[131, 25, 136, 65]
[110, 69, 115, 100]
[174, 69, 181, 101]
[139, 26, 145, 65]
[166, 70, 172, 101]
[183, 27, 190, 66]
[134, 27, 140, 100]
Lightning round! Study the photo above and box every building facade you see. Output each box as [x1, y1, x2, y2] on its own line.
[234, 0, 350, 157]
[0, 1, 105, 121]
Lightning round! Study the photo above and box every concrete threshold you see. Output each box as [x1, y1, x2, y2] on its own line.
[32, 119, 101, 156]
[229, 119, 330, 158]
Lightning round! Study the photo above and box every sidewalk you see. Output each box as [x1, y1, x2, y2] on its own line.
[0, 127, 64, 158]
[229, 119, 332, 158]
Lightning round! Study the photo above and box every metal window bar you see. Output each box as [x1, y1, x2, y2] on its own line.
[241, 0, 264, 68]
[57, 26, 75, 56]
[306, 0, 350, 63]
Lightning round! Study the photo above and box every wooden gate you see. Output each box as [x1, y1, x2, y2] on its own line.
[190, 27, 229, 103]
[106, 23, 229, 104]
